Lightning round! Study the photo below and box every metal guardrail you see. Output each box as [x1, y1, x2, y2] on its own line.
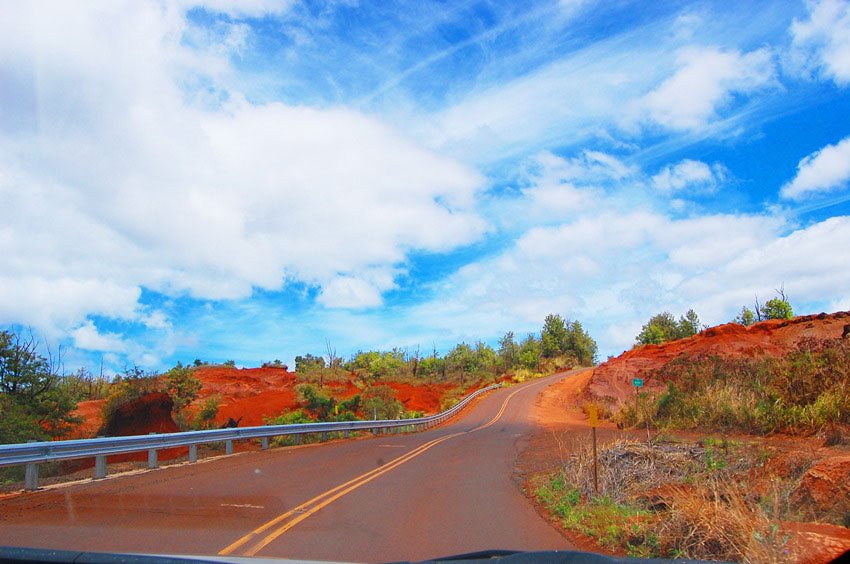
[0, 383, 502, 491]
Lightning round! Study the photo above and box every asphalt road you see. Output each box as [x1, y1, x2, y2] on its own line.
[0, 371, 580, 562]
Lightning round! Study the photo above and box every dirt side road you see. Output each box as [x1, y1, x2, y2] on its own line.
[0, 371, 582, 562]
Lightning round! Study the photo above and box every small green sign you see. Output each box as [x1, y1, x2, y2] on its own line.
[632, 378, 644, 387]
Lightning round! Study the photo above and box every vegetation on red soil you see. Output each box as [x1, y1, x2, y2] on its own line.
[524, 364, 850, 564]
[588, 311, 850, 406]
[68, 365, 477, 438]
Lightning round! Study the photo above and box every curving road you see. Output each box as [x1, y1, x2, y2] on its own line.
[0, 371, 582, 562]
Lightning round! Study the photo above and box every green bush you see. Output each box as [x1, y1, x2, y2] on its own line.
[194, 394, 221, 429]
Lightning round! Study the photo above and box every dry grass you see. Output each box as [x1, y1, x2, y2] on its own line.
[536, 438, 797, 562]
[658, 480, 792, 563]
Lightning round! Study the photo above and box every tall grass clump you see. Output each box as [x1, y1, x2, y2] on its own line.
[620, 338, 850, 435]
[534, 438, 794, 562]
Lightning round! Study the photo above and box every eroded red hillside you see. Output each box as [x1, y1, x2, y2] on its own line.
[69, 365, 473, 437]
[589, 311, 850, 405]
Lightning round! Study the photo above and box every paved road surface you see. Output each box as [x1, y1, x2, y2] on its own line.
[0, 371, 582, 562]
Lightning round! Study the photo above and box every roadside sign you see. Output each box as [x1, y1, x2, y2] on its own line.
[587, 403, 599, 427]
[632, 378, 644, 388]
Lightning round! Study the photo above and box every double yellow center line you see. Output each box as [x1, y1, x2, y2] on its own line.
[219, 384, 528, 557]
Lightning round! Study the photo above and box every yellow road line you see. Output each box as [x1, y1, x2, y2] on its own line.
[218, 431, 462, 555]
[240, 432, 461, 556]
[220, 379, 545, 556]
[469, 385, 526, 433]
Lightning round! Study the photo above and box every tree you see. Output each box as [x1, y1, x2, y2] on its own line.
[446, 342, 476, 383]
[518, 333, 541, 370]
[761, 298, 793, 320]
[760, 286, 793, 320]
[636, 310, 702, 346]
[734, 306, 756, 326]
[325, 339, 341, 373]
[541, 314, 568, 358]
[294, 353, 325, 374]
[636, 312, 679, 345]
[678, 309, 702, 337]
[564, 320, 598, 366]
[0, 329, 80, 441]
[473, 341, 499, 377]
[498, 331, 520, 371]
[0, 395, 45, 443]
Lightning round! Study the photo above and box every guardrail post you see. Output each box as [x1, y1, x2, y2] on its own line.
[261, 437, 269, 450]
[343, 429, 349, 438]
[321, 432, 327, 442]
[296, 434, 302, 445]
[147, 433, 158, 469]
[189, 444, 198, 462]
[23, 440, 39, 491]
[225, 440, 234, 455]
[95, 455, 107, 479]
[25, 463, 38, 491]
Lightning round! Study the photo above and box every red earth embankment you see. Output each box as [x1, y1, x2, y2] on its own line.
[69, 366, 475, 438]
[588, 311, 850, 405]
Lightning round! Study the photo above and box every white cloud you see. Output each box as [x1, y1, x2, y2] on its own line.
[72, 321, 128, 353]
[406, 152, 850, 357]
[652, 159, 724, 194]
[317, 269, 397, 309]
[781, 135, 850, 200]
[0, 2, 487, 336]
[790, 0, 850, 85]
[638, 46, 775, 130]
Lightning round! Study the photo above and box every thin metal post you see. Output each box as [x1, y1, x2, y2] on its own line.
[95, 455, 107, 479]
[343, 429, 349, 438]
[225, 440, 234, 455]
[321, 432, 327, 442]
[261, 437, 269, 450]
[189, 444, 198, 462]
[296, 434, 302, 445]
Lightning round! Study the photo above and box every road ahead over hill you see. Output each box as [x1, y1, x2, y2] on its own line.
[0, 371, 582, 562]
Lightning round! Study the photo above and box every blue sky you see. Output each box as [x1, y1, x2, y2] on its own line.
[2, 0, 850, 372]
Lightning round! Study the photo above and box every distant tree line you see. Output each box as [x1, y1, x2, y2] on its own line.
[294, 313, 597, 385]
[1, 313, 597, 447]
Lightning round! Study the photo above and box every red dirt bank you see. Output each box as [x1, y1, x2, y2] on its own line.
[588, 311, 850, 405]
[70, 366, 471, 437]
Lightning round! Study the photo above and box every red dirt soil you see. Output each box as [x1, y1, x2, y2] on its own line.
[69, 366, 470, 436]
[588, 311, 850, 405]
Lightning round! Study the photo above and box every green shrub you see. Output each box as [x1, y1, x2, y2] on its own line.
[194, 395, 221, 429]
